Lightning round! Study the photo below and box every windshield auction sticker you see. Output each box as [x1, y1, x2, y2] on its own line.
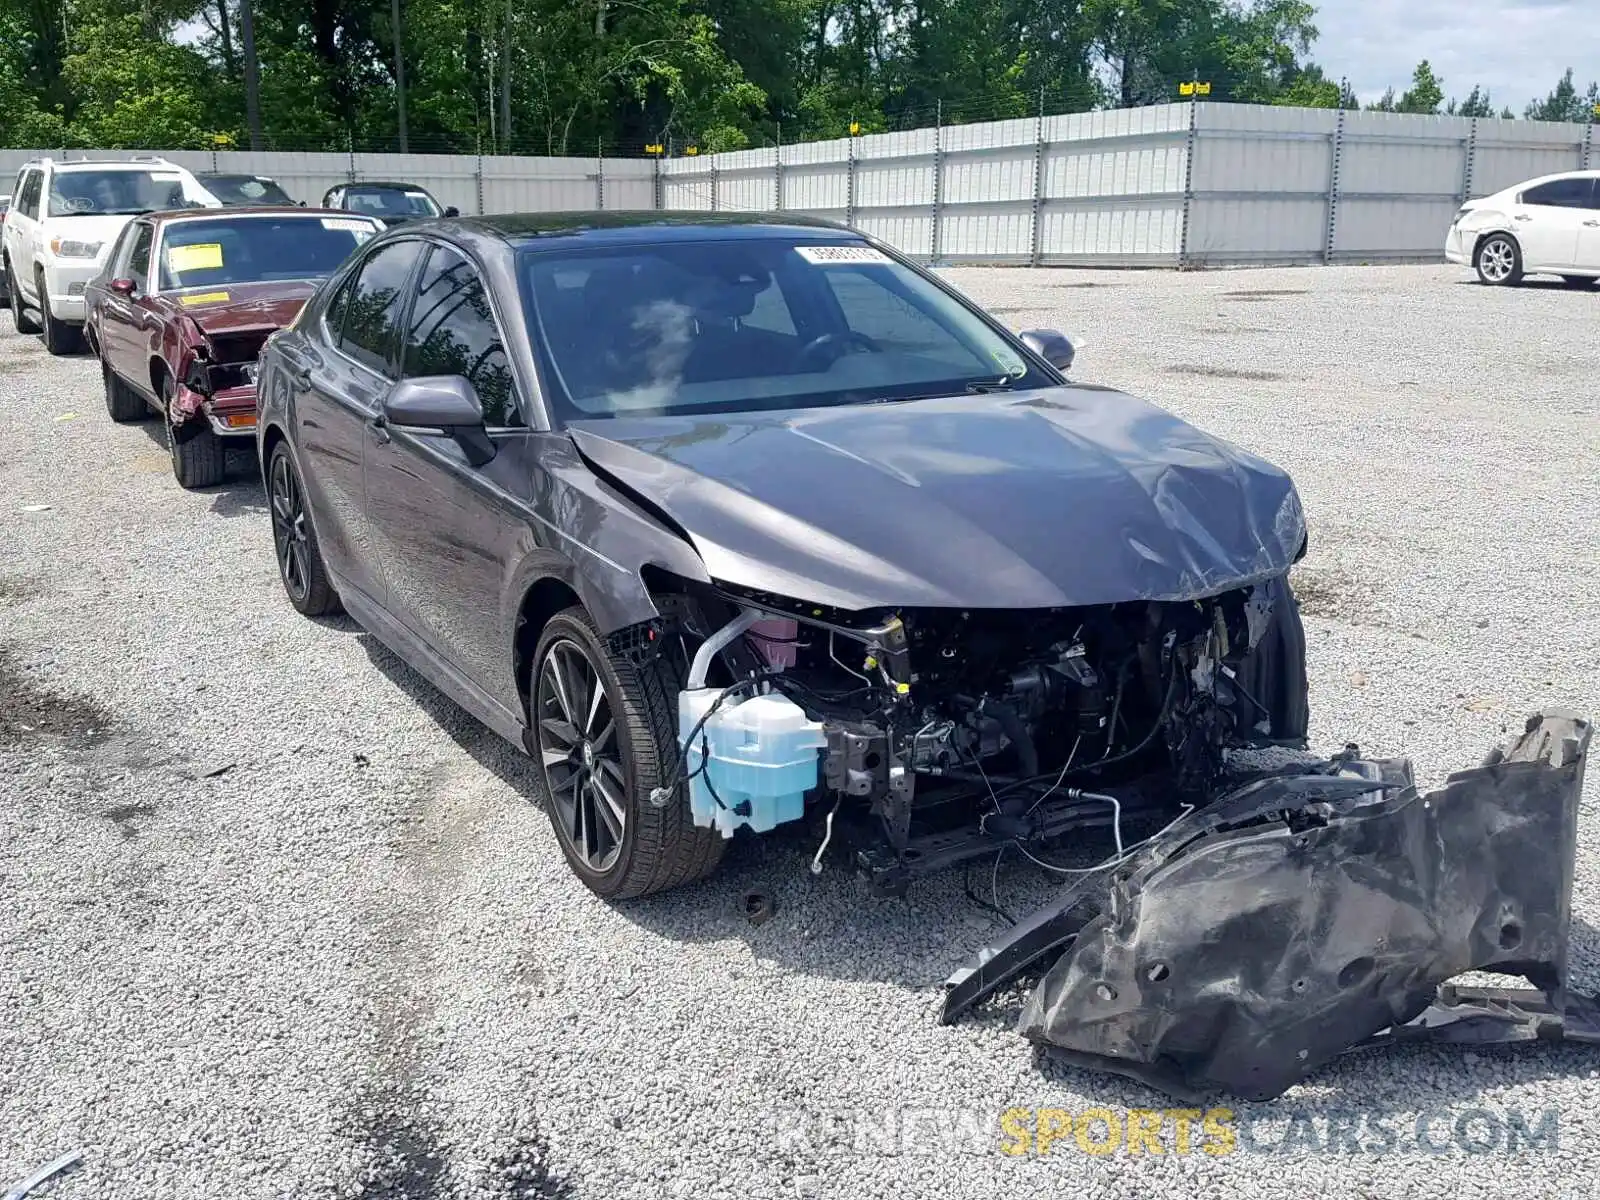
[795, 245, 892, 265]
[168, 243, 223, 273]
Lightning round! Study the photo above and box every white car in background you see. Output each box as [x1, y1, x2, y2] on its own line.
[2, 156, 220, 354]
[1446, 169, 1600, 287]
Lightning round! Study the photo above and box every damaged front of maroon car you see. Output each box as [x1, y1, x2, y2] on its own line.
[91, 207, 382, 488]
[165, 283, 313, 442]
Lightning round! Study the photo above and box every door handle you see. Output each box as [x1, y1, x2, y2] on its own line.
[1513, 214, 1532, 221]
[1584, 220, 1600, 228]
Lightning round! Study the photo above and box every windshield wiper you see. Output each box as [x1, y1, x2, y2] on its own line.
[860, 378, 1020, 405]
[966, 378, 1018, 393]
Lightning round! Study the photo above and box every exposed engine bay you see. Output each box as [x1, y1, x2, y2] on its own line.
[642, 571, 1306, 895]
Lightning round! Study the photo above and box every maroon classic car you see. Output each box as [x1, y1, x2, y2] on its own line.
[85, 207, 383, 488]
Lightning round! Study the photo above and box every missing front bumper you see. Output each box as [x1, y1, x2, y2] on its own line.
[941, 710, 1594, 1101]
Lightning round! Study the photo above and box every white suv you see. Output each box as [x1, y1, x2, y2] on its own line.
[1446, 169, 1600, 287]
[2, 156, 220, 354]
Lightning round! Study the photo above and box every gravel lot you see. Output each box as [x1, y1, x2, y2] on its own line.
[1, 262, 1597, 1200]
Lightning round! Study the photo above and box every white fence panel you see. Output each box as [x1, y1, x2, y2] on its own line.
[4, 100, 1592, 264]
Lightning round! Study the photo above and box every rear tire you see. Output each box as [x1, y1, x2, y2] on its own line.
[1474, 233, 1522, 286]
[163, 378, 226, 488]
[102, 359, 148, 423]
[37, 270, 83, 355]
[267, 441, 340, 616]
[532, 606, 724, 900]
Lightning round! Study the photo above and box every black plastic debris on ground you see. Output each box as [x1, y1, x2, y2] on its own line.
[942, 710, 1595, 1102]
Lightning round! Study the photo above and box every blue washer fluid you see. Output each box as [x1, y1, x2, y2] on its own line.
[679, 688, 826, 837]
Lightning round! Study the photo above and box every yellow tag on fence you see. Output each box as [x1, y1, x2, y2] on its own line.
[168, 243, 224, 272]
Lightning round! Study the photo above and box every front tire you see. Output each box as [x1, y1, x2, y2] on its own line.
[1474, 233, 1522, 286]
[37, 270, 83, 354]
[163, 378, 227, 489]
[532, 607, 724, 900]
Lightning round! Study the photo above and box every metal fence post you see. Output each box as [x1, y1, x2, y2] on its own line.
[845, 131, 857, 228]
[1178, 95, 1199, 269]
[1323, 106, 1346, 265]
[653, 154, 663, 211]
[709, 158, 719, 212]
[1582, 121, 1594, 171]
[346, 132, 357, 183]
[596, 140, 605, 211]
[774, 130, 784, 212]
[474, 147, 485, 215]
[930, 101, 943, 264]
[1461, 117, 1479, 201]
[1029, 88, 1046, 267]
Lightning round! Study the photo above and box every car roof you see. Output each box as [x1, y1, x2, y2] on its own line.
[137, 206, 379, 225]
[199, 172, 278, 181]
[45, 159, 189, 173]
[341, 181, 436, 191]
[455, 210, 861, 249]
[1497, 169, 1600, 193]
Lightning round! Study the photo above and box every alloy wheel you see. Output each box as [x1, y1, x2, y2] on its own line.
[1479, 238, 1514, 283]
[536, 639, 626, 873]
[269, 451, 311, 603]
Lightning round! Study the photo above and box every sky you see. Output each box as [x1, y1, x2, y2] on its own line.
[1313, 0, 1599, 111]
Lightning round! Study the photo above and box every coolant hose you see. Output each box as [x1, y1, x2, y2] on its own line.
[978, 697, 1039, 804]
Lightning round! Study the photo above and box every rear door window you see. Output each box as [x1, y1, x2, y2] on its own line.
[336, 239, 425, 376]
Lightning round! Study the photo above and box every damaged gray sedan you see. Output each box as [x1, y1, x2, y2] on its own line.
[256, 213, 1592, 1098]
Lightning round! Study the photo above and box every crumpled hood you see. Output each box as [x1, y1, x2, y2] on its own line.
[165, 280, 316, 336]
[567, 385, 1306, 610]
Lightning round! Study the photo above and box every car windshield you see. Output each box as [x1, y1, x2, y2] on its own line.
[49, 169, 213, 216]
[158, 215, 380, 291]
[519, 237, 1051, 420]
[201, 176, 295, 206]
[343, 186, 440, 218]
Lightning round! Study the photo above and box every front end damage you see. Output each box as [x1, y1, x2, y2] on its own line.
[640, 567, 1309, 897]
[940, 711, 1595, 1100]
[169, 322, 270, 443]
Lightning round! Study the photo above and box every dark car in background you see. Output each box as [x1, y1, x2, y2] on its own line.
[85, 206, 381, 487]
[320, 181, 459, 226]
[197, 173, 299, 207]
[254, 212, 1311, 910]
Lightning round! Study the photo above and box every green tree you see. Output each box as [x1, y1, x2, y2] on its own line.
[1396, 58, 1442, 114]
[1525, 67, 1600, 123]
[1447, 85, 1494, 118]
[1273, 62, 1353, 109]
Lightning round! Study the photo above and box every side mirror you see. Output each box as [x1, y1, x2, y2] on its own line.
[382, 376, 495, 467]
[442, 205, 460, 218]
[1019, 328, 1075, 373]
[110, 277, 136, 296]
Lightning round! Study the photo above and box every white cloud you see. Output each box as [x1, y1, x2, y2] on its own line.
[1312, 0, 1599, 111]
